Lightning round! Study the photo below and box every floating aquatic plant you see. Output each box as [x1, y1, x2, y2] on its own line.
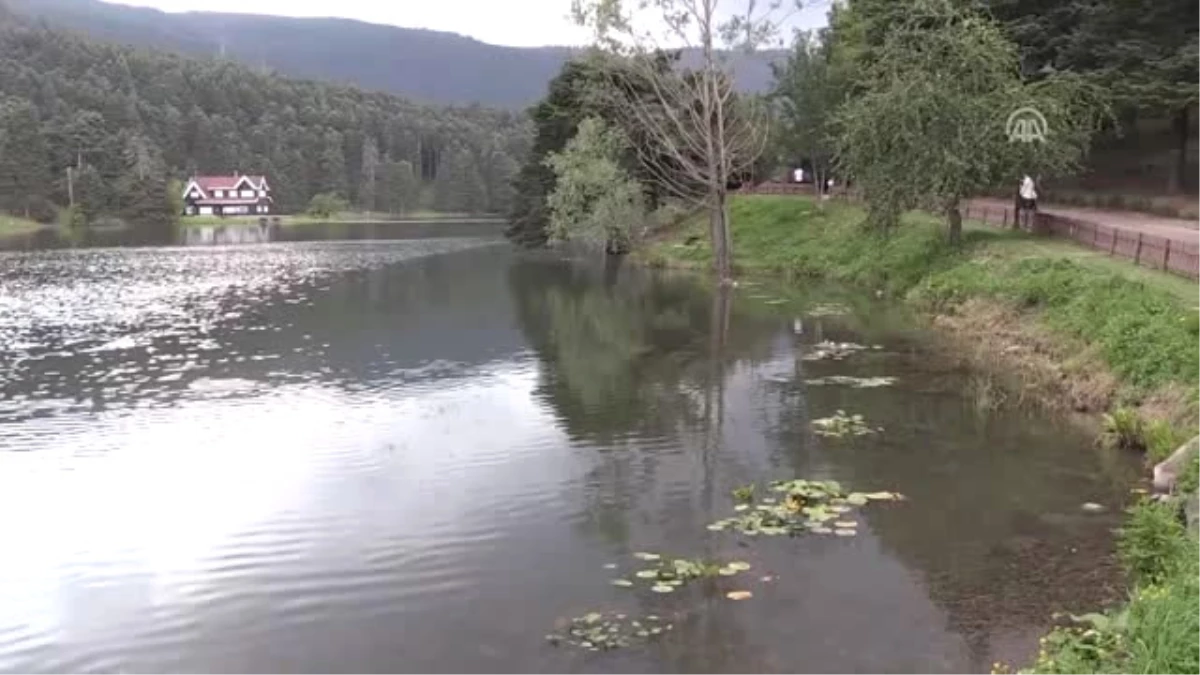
[800, 341, 882, 361]
[811, 410, 881, 438]
[707, 479, 903, 537]
[805, 375, 897, 388]
[613, 555, 752, 592]
[546, 611, 673, 651]
[731, 484, 756, 503]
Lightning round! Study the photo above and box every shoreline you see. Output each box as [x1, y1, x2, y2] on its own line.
[178, 214, 504, 228]
[641, 194, 1198, 673]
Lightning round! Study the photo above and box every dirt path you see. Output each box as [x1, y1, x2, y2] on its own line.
[969, 198, 1200, 244]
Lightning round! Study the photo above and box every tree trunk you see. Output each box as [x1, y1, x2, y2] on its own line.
[1167, 106, 1191, 194]
[947, 202, 962, 244]
[710, 188, 733, 282]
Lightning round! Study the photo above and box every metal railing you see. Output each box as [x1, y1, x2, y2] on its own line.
[962, 205, 1200, 281]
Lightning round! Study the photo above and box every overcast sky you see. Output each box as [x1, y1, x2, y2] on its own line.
[103, 0, 831, 48]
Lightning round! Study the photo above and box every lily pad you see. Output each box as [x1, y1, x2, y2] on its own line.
[834, 521, 857, 528]
[706, 523, 726, 531]
[633, 552, 661, 561]
[811, 526, 833, 534]
[611, 579, 633, 587]
[651, 584, 675, 593]
[727, 561, 751, 571]
[718, 566, 738, 576]
[603, 563, 618, 570]
[834, 528, 856, 536]
[726, 590, 753, 600]
[635, 569, 659, 579]
[734, 504, 750, 512]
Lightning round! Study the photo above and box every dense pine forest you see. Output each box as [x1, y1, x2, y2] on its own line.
[0, 4, 530, 228]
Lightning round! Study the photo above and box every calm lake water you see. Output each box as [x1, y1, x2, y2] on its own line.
[0, 223, 1141, 673]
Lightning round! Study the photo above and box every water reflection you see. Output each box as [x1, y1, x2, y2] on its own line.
[0, 234, 1139, 673]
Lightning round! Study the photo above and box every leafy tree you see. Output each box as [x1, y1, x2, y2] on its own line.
[833, 0, 1106, 241]
[985, 0, 1198, 193]
[571, 0, 793, 282]
[545, 117, 644, 253]
[771, 30, 838, 189]
[379, 159, 418, 213]
[307, 191, 349, 219]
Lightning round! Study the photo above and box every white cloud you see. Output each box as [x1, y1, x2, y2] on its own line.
[103, 0, 829, 48]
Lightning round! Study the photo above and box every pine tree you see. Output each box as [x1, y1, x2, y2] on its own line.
[316, 129, 347, 197]
[358, 136, 379, 211]
[0, 98, 51, 217]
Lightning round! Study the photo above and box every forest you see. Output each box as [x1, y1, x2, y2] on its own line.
[0, 3, 530, 229]
[506, 0, 1197, 251]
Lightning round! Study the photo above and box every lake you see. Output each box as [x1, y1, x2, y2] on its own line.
[0, 223, 1141, 673]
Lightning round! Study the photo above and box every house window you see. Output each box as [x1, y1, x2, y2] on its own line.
[240, 190, 255, 198]
[258, 190, 267, 197]
[214, 190, 223, 198]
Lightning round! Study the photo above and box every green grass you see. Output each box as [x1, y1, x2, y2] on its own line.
[0, 213, 50, 237]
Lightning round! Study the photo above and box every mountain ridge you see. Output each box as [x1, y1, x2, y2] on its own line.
[7, 0, 781, 108]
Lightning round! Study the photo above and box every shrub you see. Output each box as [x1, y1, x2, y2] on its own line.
[1144, 419, 1188, 463]
[1101, 407, 1144, 450]
[1117, 499, 1189, 586]
[307, 192, 349, 219]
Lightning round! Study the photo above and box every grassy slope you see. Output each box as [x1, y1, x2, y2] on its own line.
[648, 195, 1198, 415]
[647, 194, 1199, 674]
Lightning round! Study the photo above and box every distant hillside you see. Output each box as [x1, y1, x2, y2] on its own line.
[7, 0, 782, 108]
[0, 3, 530, 226]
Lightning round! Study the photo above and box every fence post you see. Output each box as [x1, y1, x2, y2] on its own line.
[1110, 231, 1118, 254]
[1002, 208, 1008, 227]
[1135, 233, 1143, 263]
[1164, 239, 1171, 271]
[1092, 225, 1099, 247]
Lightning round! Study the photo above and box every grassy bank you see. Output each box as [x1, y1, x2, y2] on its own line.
[180, 210, 497, 227]
[648, 195, 1198, 422]
[0, 214, 51, 237]
[646, 194, 1199, 673]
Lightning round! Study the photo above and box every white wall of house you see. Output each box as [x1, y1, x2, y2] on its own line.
[199, 206, 213, 215]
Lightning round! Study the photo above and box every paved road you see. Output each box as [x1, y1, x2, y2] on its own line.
[969, 198, 1200, 244]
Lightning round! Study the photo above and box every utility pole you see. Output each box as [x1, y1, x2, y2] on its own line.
[66, 166, 74, 207]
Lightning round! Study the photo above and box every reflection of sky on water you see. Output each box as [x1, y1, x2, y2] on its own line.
[0, 238, 1140, 673]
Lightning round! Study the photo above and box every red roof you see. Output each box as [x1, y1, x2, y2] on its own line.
[191, 174, 268, 192]
[194, 197, 272, 206]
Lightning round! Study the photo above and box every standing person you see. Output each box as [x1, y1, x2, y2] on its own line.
[1018, 174, 1038, 228]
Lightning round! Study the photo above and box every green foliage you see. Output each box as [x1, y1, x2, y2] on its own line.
[1118, 499, 1190, 586]
[707, 478, 902, 537]
[659, 195, 962, 295]
[917, 256, 1199, 394]
[1144, 419, 1189, 463]
[0, 15, 525, 225]
[771, 31, 837, 181]
[1178, 453, 1200, 495]
[544, 117, 644, 252]
[306, 192, 349, 219]
[731, 484, 756, 503]
[1101, 407, 1145, 450]
[831, 0, 1105, 237]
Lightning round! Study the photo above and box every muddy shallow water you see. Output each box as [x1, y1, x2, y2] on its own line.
[0, 225, 1141, 673]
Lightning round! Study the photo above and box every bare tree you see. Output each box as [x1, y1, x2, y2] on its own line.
[572, 0, 797, 283]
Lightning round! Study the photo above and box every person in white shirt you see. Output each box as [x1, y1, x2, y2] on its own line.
[1014, 174, 1038, 227]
